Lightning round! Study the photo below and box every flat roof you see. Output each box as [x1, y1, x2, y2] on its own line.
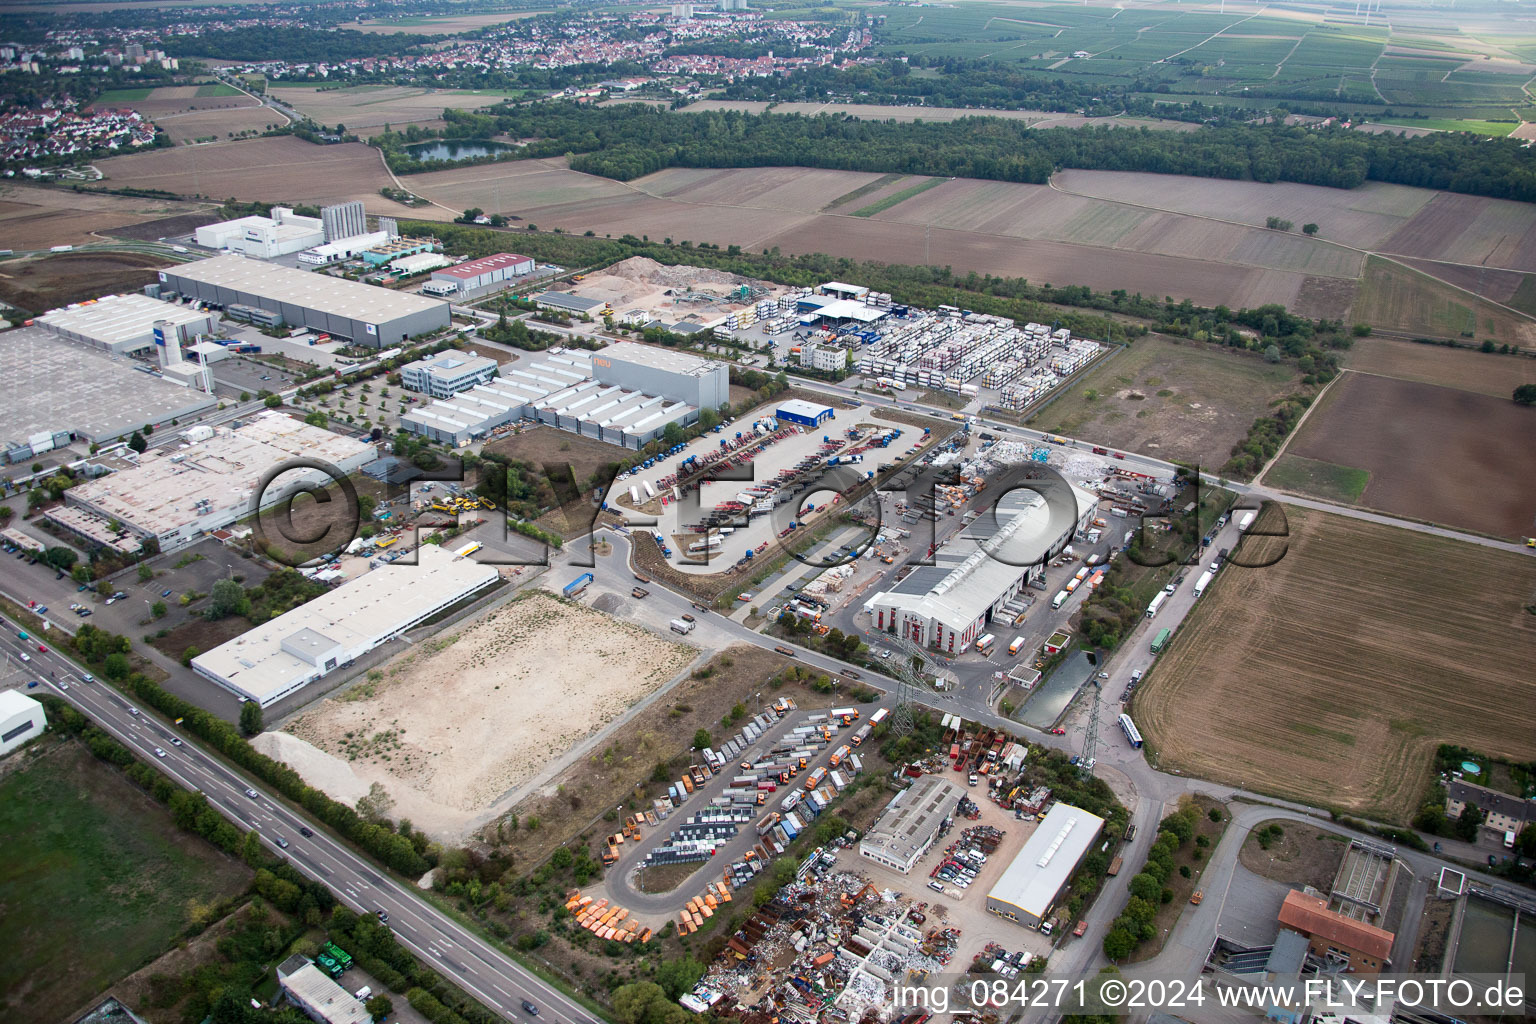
[276, 959, 371, 1024]
[596, 341, 722, 378]
[436, 252, 533, 278]
[193, 543, 497, 705]
[987, 802, 1104, 919]
[778, 399, 833, 419]
[0, 326, 219, 442]
[38, 293, 214, 345]
[535, 290, 607, 312]
[68, 411, 373, 538]
[402, 350, 499, 379]
[862, 774, 962, 864]
[809, 298, 885, 323]
[0, 688, 42, 719]
[164, 254, 447, 323]
[206, 214, 322, 242]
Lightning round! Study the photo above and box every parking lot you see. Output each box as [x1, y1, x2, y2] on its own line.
[211, 350, 300, 399]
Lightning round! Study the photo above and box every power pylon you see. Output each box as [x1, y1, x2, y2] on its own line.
[1079, 681, 1102, 775]
[883, 632, 933, 736]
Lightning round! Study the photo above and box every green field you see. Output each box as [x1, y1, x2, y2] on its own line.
[852, 176, 947, 217]
[1263, 454, 1370, 503]
[0, 740, 250, 1022]
[194, 82, 243, 98]
[1374, 117, 1519, 136]
[94, 88, 154, 104]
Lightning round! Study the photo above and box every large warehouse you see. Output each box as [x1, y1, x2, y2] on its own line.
[867, 481, 1097, 654]
[38, 292, 220, 356]
[193, 543, 499, 707]
[57, 412, 373, 553]
[592, 342, 729, 411]
[194, 206, 324, 258]
[157, 254, 450, 348]
[0, 689, 46, 757]
[425, 252, 535, 297]
[401, 347, 705, 448]
[985, 802, 1104, 929]
[0, 326, 218, 451]
[859, 775, 962, 874]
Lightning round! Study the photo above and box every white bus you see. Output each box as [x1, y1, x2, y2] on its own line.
[1118, 714, 1143, 749]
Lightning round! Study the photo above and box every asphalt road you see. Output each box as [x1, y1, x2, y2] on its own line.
[7, 620, 602, 1024]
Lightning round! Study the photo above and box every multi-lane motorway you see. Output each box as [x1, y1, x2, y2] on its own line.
[6, 620, 601, 1024]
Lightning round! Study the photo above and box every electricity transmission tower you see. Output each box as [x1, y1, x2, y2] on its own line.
[1078, 681, 1102, 775]
[883, 632, 934, 736]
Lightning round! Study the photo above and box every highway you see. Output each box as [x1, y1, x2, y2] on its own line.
[6, 620, 602, 1024]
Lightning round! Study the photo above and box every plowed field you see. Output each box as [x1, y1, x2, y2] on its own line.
[1343, 336, 1536, 397]
[1134, 505, 1536, 823]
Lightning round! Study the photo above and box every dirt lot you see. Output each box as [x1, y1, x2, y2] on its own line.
[480, 424, 623, 537]
[88, 136, 418, 214]
[0, 250, 166, 313]
[1344, 336, 1536, 397]
[1133, 505, 1536, 823]
[0, 182, 209, 249]
[265, 590, 697, 840]
[1237, 819, 1348, 892]
[1276, 370, 1536, 538]
[569, 256, 797, 325]
[1035, 334, 1301, 468]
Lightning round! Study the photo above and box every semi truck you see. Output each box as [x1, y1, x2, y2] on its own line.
[563, 573, 594, 598]
[1052, 590, 1069, 609]
[670, 618, 695, 634]
[1238, 511, 1256, 533]
[1145, 591, 1167, 618]
[1192, 570, 1214, 598]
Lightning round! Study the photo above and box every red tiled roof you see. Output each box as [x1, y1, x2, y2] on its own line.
[1278, 890, 1394, 961]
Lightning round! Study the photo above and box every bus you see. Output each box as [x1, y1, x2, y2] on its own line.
[975, 633, 996, 655]
[1150, 628, 1172, 654]
[1119, 714, 1143, 749]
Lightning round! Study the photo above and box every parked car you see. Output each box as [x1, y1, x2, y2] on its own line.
[927, 881, 945, 893]
[161, 589, 173, 598]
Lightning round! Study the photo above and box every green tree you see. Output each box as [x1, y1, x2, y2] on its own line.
[304, 410, 329, 427]
[127, 431, 148, 453]
[1514, 384, 1536, 406]
[138, 564, 154, 582]
[654, 956, 706, 999]
[1102, 925, 1137, 960]
[365, 994, 393, 1018]
[1263, 344, 1282, 363]
[44, 546, 76, 570]
[207, 578, 247, 620]
[264, 394, 283, 409]
[240, 700, 264, 736]
[151, 600, 167, 618]
[610, 982, 669, 1024]
[692, 728, 711, 749]
[1456, 802, 1484, 842]
[103, 652, 130, 680]
[1302, 223, 1318, 235]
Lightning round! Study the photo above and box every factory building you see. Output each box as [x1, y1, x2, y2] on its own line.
[297, 230, 391, 267]
[401, 349, 700, 449]
[985, 802, 1104, 929]
[0, 689, 46, 757]
[867, 482, 1097, 654]
[426, 252, 536, 297]
[775, 399, 835, 428]
[193, 543, 499, 707]
[796, 294, 888, 329]
[275, 955, 370, 1024]
[194, 206, 324, 258]
[361, 236, 439, 267]
[37, 292, 219, 356]
[534, 291, 609, 317]
[592, 342, 729, 411]
[859, 775, 962, 874]
[399, 350, 500, 399]
[57, 412, 374, 553]
[320, 200, 367, 244]
[388, 252, 451, 276]
[157, 254, 451, 348]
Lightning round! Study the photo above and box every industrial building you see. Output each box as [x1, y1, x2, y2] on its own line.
[157, 254, 451, 348]
[57, 412, 374, 553]
[401, 349, 698, 449]
[194, 206, 324, 258]
[388, 252, 451, 276]
[361, 236, 439, 267]
[399, 350, 500, 399]
[275, 955, 370, 1024]
[985, 802, 1104, 928]
[775, 399, 835, 428]
[0, 689, 46, 757]
[867, 481, 1097, 654]
[1276, 890, 1394, 975]
[37, 292, 219, 356]
[426, 252, 535, 297]
[859, 775, 962, 873]
[534, 290, 609, 317]
[321, 200, 367, 244]
[0, 325, 218, 450]
[193, 543, 499, 707]
[593, 342, 729, 411]
[297, 230, 391, 267]
[795, 293, 888, 329]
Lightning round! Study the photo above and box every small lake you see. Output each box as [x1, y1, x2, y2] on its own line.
[405, 139, 513, 162]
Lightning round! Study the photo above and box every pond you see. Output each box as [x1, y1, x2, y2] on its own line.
[405, 139, 513, 162]
[1019, 648, 1097, 730]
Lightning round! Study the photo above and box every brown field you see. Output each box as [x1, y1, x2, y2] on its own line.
[1280, 370, 1536, 538]
[156, 106, 283, 144]
[0, 183, 210, 248]
[1035, 333, 1301, 466]
[1350, 256, 1536, 347]
[1134, 505, 1536, 823]
[269, 85, 517, 130]
[1053, 170, 1435, 250]
[636, 165, 890, 210]
[1344, 336, 1536, 397]
[405, 156, 634, 221]
[88, 136, 419, 214]
[1379, 191, 1536, 272]
[0, 251, 167, 313]
[1395, 257, 1534, 311]
[89, 85, 261, 119]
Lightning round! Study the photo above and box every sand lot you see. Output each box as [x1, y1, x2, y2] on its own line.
[264, 592, 695, 839]
[570, 256, 796, 323]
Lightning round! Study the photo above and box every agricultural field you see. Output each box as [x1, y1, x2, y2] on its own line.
[1134, 505, 1536, 824]
[89, 84, 259, 119]
[1274, 370, 1536, 537]
[0, 182, 211, 249]
[1373, 117, 1519, 136]
[267, 591, 697, 840]
[269, 84, 524, 130]
[678, 99, 1199, 131]
[1035, 333, 1301, 468]
[0, 740, 251, 1023]
[339, 10, 548, 33]
[637, 165, 891, 211]
[156, 106, 282, 145]
[0, 251, 168, 314]
[88, 136, 418, 215]
[1379, 192, 1536, 272]
[1343, 336, 1536, 397]
[406, 155, 634, 221]
[1351, 257, 1536, 348]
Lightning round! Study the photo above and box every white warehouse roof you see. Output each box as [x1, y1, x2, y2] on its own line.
[165, 254, 447, 323]
[987, 802, 1104, 920]
[38, 293, 216, 351]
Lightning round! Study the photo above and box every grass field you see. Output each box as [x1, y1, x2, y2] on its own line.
[0, 740, 251, 1022]
[94, 87, 154, 104]
[1352, 257, 1536, 347]
[194, 82, 243, 98]
[1035, 334, 1300, 468]
[1134, 505, 1536, 824]
[851, 176, 947, 217]
[1375, 117, 1519, 136]
[1262, 454, 1370, 503]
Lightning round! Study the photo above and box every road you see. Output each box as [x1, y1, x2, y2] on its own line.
[9, 621, 601, 1024]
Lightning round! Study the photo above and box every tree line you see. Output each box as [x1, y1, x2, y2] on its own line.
[456, 102, 1536, 203]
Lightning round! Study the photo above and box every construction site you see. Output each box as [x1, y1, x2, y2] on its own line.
[564, 258, 796, 334]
